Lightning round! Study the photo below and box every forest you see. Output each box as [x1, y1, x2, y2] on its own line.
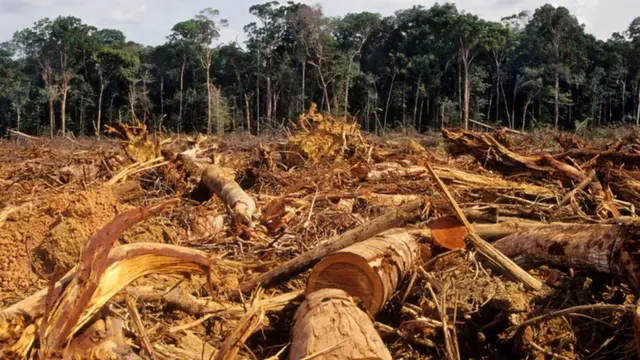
[0, 1, 640, 137]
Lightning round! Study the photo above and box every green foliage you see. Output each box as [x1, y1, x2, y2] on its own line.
[1, 3, 640, 136]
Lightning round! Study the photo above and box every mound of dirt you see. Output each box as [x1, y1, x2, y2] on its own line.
[0, 187, 128, 294]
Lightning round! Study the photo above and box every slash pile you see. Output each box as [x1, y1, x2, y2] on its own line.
[2, 115, 640, 359]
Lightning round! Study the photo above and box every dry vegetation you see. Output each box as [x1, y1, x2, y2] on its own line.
[2, 110, 640, 359]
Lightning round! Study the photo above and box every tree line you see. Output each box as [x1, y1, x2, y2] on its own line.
[1, 1, 640, 137]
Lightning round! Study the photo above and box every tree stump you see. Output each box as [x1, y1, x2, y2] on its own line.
[289, 289, 392, 360]
[307, 228, 418, 315]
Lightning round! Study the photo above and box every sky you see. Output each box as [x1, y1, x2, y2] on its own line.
[0, 0, 637, 47]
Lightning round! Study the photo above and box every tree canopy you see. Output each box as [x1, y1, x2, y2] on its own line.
[1, 3, 639, 137]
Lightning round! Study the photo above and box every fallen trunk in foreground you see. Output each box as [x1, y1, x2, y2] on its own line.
[289, 289, 392, 360]
[307, 229, 419, 315]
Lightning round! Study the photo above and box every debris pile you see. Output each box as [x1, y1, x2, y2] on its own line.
[2, 118, 640, 359]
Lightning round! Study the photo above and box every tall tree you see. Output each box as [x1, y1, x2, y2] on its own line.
[524, 5, 584, 129]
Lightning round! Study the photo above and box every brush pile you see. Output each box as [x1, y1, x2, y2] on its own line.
[2, 113, 640, 359]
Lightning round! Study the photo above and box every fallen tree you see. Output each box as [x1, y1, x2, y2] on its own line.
[306, 228, 419, 315]
[289, 289, 392, 360]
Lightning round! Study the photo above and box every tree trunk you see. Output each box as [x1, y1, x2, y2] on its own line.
[266, 75, 272, 121]
[413, 77, 420, 129]
[307, 229, 419, 315]
[16, 106, 21, 131]
[495, 59, 501, 125]
[486, 92, 493, 125]
[493, 224, 640, 293]
[463, 62, 471, 130]
[511, 81, 517, 126]
[522, 95, 532, 132]
[244, 94, 251, 133]
[256, 67, 260, 134]
[97, 84, 104, 138]
[61, 89, 68, 136]
[344, 58, 353, 115]
[301, 59, 306, 111]
[49, 97, 55, 138]
[637, 86, 640, 126]
[383, 73, 396, 131]
[179, 56, 186, 131]
[289, 289, 392, 360]
[554, 71, 560, 129]
[160, 75, 164, 116]
[206, 71, 212, 135]
[129, 82, 136, 122]
[622, 79, 627, 117]
[216, 86, 222, 135]
[458, 58, 463, 125]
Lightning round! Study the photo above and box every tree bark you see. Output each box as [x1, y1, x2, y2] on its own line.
[97, 84, 104, 138]
[191, 165, 256, 225]
[179, 56, 186, 132]
[16, 106, 21, 131]
[522, 94, 532, 132]
[206, 58, 212, 135]
[49, 97, 55, 138]
[266, 75, 272, 121]
[301, 59, 306, 111]
[244, 93, 251, 133]
[61, 88, 69, 136]
[554, 71, 560, 129]
[413, 76, 422, 128]
[307, 229, 419, 315]
[464, 63, 471, 130]
[493, 224, 640, 292]
[495, 58, 501, 125]
[637, 86, 640, 126]
[383, 72, 396, 131]
[160, 75, 164, 117]
[289, 289, 392, 360]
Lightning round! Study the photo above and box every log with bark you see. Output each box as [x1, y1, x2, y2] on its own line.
[192, 164, 257, 225]
[289, 289, 392, 360]
[492, 223, 640, 291]
[306, 228, 419, 315]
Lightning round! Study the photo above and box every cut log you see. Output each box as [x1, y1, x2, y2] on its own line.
[306, 229, 419, 315]
[192, 164, 257, 225]
[492, 223, 640, 291]
[238, 199, 423, 295]
[289, 289, 392, 360]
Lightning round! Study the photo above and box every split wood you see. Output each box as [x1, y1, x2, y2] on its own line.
[425, 162, 543, 291]
[238, 199, 424, 295]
